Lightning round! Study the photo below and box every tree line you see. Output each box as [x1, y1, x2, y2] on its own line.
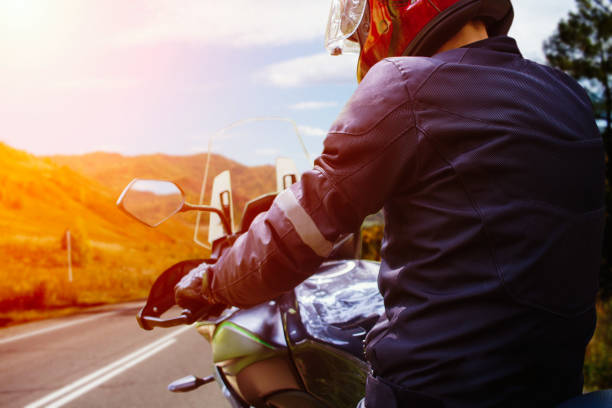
[545, 0, 612, 298]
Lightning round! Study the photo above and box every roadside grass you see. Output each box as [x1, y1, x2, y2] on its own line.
[584, 299, 612, 390]
[0, 234, 207, 327]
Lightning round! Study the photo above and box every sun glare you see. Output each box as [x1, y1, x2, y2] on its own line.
[1, 0, 49, 31]
[0, 0, 69, 74]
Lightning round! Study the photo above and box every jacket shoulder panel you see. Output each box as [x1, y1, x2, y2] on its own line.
[386, 56, 446, 97]
[329, 57, 441, 135]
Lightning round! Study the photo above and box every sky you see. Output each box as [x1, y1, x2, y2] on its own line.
[0, 0, 578, 160]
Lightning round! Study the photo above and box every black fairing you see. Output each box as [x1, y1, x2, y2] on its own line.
[239, 193, 277, 233]
[278, 261, 382, 408]
[289, 260, 383, 359]
[280, 289, 370, 408]
[281, 291, 371, 360]
[212, 260, 380, 408]
[226, 299, 287, 348]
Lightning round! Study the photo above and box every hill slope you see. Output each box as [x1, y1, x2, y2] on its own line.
[1, 143, 278, 320]
[0, 143, 207, 316]
[49, 151, 276, 220]
[0, 143, 180, 244]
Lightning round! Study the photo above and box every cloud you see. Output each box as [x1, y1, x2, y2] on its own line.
[117, 0, 330, 47]
[256, 53, 358, 87]
[290, 101, 339, 110]
[254, 1, 577, 88]
[298, 125, 328, 138]
[111, 0, 576, 66]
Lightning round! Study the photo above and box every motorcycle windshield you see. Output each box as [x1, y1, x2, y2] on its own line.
[194, 118, 321, 247]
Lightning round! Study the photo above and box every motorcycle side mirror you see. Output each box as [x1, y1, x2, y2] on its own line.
[117, 178, 232, 234]
[117, 179, 184, 227]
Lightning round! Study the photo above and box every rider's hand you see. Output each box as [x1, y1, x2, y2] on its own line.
[175, 263, 225, 318]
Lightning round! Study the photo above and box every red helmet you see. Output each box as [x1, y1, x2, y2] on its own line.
[326, 0, 514, 82]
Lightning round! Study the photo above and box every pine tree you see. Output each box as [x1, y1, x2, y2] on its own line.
[545, 0, 612, 298]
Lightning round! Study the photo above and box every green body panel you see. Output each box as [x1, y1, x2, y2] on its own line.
[206, 321, 281, 376]
[292, 340, 367, 408]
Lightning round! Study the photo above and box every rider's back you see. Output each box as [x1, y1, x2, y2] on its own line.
[361, 36, 605, 407]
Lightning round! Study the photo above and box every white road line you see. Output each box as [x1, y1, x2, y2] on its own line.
[0, 311, 116, 346]
[24, 325, 191, 408]
[46, 339, 176, 408]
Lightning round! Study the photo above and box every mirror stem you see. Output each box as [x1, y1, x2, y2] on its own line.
[182, 203, 232, 235]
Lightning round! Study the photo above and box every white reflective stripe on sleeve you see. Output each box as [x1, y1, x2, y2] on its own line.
[275, 189, 334, 258]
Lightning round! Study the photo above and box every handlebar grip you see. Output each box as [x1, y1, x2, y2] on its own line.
[136, 307, 210, 330]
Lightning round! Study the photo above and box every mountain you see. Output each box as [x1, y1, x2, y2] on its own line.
[0, 145, 276, 247]
[0, 143, 206, 244]
[0, 143, 280, 316]
[49, 152, 276, 220]
[0, 142, 207, 314]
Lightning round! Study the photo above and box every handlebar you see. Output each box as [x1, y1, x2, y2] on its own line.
[137, 307, 206, 331]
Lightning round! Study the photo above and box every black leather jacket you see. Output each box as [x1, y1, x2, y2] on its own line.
[207, 36, 605, 407]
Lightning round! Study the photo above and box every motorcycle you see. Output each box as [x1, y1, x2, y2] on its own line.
[116, 119, 383, 408]
[116, 119, 612, 408]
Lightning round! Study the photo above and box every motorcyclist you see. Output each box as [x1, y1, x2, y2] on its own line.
[176, 0, 606, 407]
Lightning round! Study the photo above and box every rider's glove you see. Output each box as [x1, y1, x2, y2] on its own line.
[174, 263, 225, 319]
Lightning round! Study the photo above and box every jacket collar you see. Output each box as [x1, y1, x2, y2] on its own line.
[432, 36, 522, 64]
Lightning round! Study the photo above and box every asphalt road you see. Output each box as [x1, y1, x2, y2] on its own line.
[0, 302, 229, 408]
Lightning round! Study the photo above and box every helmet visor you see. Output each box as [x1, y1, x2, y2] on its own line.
[325, 0, 368, 56]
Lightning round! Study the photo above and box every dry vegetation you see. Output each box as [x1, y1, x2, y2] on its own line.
[0, 143, 274, 326]
[0, 231, 203, 325]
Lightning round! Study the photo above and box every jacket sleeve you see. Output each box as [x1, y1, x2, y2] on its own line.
[207, 59, 418, 308]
